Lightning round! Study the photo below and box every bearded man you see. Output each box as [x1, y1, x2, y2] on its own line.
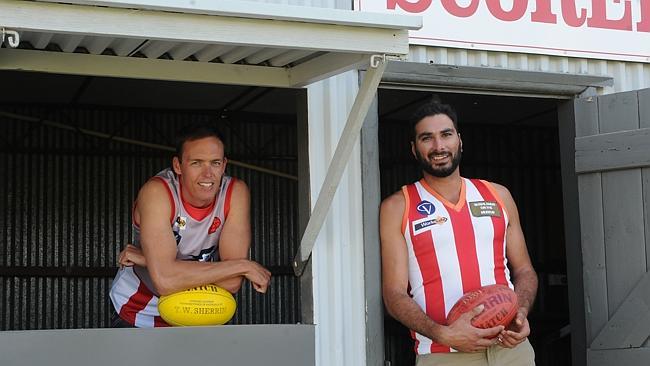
[380, 101, 538, 366]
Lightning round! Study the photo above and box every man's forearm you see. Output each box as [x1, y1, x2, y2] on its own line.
[384, 290, 446, 344]
[216, 275, 245, 293]
[149, 259, 249, 296]
[513, 268, 538, 314]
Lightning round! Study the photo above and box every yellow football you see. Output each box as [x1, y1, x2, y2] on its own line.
[158, 284, 237, 326]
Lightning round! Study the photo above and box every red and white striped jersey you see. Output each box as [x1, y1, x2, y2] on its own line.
[401, 178, 513, 355]
[109, 168, 235, 328]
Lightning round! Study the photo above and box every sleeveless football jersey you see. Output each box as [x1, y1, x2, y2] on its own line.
[402, 178, 513, 355]
[109, 168, 236, 328]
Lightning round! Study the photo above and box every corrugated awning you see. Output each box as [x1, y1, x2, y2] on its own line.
[382, 62, 614, 98]
[0, 0, 421, 87]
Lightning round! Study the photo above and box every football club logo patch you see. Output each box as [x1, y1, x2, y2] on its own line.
[208, 217, 221, 234]
[416, 200, 436, 216]
[175, 216, 187, 230]
[469, 201, 502, 217]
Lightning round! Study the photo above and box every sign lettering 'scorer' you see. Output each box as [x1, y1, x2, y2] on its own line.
[357, 0, 650, 62]
[387, 0, 649, 32]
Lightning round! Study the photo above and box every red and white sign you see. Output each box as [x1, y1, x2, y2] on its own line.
[356, 0, 650, 62]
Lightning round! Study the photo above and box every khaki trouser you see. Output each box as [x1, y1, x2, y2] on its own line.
[415, 339, 535, 366]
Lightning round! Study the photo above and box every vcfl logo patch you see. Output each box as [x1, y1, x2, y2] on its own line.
[416, 200, 435, 216]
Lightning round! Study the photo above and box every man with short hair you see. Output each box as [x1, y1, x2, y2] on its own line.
[109, 125, 271, 328]
[380, 101, 537, 365]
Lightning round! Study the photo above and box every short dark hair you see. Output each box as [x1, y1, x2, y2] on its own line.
[175, 124, 226, 160]
[410, 100, 458, 141]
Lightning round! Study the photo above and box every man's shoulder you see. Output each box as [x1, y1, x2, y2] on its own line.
[138, 177, 174, 205]
[381, 189, 406, 214]
[228, 177, 249, 197]
[134, 177, 174, 222]
[142, 176, 170, 192]
[382, 179, 424, 207]
[228, 176, 246, 187]
[140, 168, 175, 193]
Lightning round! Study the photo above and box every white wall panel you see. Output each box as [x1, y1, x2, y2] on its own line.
[409, 46, 650, 94]
[307, 70, 366, 366]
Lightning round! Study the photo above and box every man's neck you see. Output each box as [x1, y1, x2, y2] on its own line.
[179, 181, 220, 209]
[422, 170, 463, 205]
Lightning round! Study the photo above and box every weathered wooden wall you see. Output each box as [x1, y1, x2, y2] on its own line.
[573, 89, 650, 366]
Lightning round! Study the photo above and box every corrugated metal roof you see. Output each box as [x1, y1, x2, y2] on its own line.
[0, 0, 421, 88]
[15, 30, 320, 67]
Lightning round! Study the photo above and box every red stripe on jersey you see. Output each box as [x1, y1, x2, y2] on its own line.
[405, 184, 450, 353]
[154, 316, 170, 327]
[448, 203, 482, 292]
[119, 281, 154, 326]
[410, 329, 420, 354]
[224, 178, 236, 219]
[472, 179, 508, 286]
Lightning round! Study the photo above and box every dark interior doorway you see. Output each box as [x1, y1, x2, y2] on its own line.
[0, 70, 301, 330]
[378, 89, 572, 366]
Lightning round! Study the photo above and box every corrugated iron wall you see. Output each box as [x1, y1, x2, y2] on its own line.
[0, 105, 299, 330]
[379, 107, 567, 366]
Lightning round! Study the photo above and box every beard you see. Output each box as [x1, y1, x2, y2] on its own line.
[415, 145, 462, 178]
